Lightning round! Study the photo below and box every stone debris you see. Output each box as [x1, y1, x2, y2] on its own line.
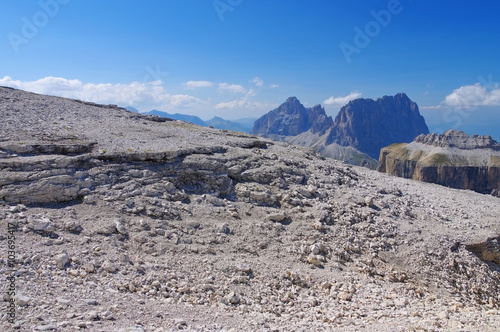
[0, 87, 499, 331]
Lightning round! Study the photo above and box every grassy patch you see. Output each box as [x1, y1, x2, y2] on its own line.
[490, 155, 500, 166]
[428, 153, 450, 165]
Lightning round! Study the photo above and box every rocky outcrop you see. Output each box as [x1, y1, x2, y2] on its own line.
[377, 130, 500, 196]
[326, 93, 429, 159]
[414, 130, 500, 150]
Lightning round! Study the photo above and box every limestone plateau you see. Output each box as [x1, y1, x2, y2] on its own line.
[378, 129, 500, 197]
[252, 93, 429, 168]
[0, 86, 499, 331]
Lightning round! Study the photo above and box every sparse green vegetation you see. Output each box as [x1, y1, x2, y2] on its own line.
[491, 155, 500, 166]
[429, 153, 450, 165]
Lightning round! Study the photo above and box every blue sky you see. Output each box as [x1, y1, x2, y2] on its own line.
[1, 0, 500, 138]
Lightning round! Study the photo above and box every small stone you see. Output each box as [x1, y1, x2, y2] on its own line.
[68, 269, 79, 277]
[269, 211, 287, 222]
[102, 261, 117, 273]
[235, 263, 251, 274]
[115, 220, 127, 234]
[76, 321, 88, 328]
[35, 324, 57, 331]
[338, 291, 352, 301]
[115, 326, 146, 332]
[16, 294, 30, 306]
[394, 298, 408, 308]
[101, 310, 115, 320]
[437, 311, 449, 320]
[219, 223, 230, 234]
[83, 263, 95, 273]
[174, 318, 187, 326]
[56, 297, 71, 306]
[321, 282, 332, 289]
[310, 243, 326, 255]
[9, 205, 20, 213]
[29, 216, 55, 232]
[227, 292, 240, 305]
[87, 310, 99, 320]
[55, 253, 70, 269]
[57, 321, 70, 328]
[307, 256, 322, 266]
[84, 299, 98, 306]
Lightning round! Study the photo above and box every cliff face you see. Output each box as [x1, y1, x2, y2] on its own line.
[252, 94, 429, 166]
[326, 93, 429, 160]
[377, 130, 500, 196]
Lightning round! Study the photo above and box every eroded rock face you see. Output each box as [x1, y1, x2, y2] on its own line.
[414, 129, 500, 150]
[252, 93, 428, 166]
[377, 130, 500, 196]
[326, 93, 429, 160]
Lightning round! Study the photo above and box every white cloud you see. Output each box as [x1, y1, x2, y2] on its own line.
[269, 84, 279, 89]
[184, 80, 214, 89]
[218, 83, 246, 94]
[323, 92, 362, 107]
[420, 105, 446, 110]
[215, 89, 271, 110]
[250, 77, 264, 87]
[0, 76, 203, 110]
[444, 83, 500, 107]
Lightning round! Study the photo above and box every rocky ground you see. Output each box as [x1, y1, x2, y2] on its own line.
[1, 86, 499, 331]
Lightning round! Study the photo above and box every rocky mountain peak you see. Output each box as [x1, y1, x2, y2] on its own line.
[285, 96, 300, 103]
[252, 97, 333, 137]
[414, 129, 500, 150]
[326, 93, 429, 159]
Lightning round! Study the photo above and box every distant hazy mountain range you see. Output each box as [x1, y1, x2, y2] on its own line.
[125, 107, 255, 133]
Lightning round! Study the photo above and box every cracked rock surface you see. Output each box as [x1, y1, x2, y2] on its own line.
[1, 87, 500, 331]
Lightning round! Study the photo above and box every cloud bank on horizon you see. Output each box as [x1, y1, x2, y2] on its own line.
[444, 83, 500, 108]
[2, 75, 498, 114]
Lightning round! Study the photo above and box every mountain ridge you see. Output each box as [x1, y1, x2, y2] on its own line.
[252, 93, 429, 167]
[141, 110, 255, 133]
